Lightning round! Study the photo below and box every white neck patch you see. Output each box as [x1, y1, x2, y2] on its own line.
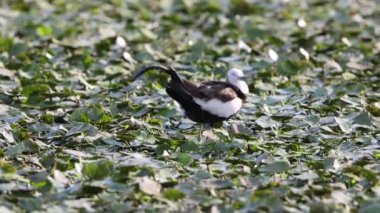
[233, 81, 249, 94]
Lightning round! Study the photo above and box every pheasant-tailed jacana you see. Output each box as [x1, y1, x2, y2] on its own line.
[133, 65, 249, 138]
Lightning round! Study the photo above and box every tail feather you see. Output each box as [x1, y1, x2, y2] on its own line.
[166, 84, 193, 103]
[133, 65, 183, 84]
[166, 85, 199, 110]
[134, 65, 198, 115]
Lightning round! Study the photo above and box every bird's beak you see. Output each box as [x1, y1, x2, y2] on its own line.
[239, 76, 246, 80]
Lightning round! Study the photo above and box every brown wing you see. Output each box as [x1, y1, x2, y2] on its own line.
[181, 80, 246, 102]
[213, 87, 238, 102]
[195, 81, 238, 102]
[180, 79, 200, 97]
[204, 81, 247, 102]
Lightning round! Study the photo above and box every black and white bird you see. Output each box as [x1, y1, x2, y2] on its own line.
[133, 65, 249, 127]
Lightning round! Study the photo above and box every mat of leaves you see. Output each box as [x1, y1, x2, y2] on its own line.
[1, 0, 380, 212]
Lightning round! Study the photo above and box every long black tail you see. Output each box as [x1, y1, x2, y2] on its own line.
[133, 65, 183, 84]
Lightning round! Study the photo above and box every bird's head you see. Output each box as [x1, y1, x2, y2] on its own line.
[227, 68, 249, 94]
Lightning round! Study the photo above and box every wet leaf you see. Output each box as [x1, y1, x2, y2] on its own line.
[256, 116, 280, 128]
[352, 111, 373, 126]
[137, 176, 161, 196]
[176, 153, 194, 166]
[8, 43, 27, 56]
[335, 117, 352, 134]
[6, 143, 25, 156]
[260, 161, 290, 174]
[359, 200, 380, 213]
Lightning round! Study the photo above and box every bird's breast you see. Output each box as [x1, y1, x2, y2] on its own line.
[193, 97, 243, 118]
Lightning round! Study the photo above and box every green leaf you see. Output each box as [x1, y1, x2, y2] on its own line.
[246, 27, 267, 40]
[30, 172, 53, 193]
[8, 43, 27, 56]
[82, 53, 94, 70]
[267, 35, 285, 47]
[21, 84, 51, 105]
[373, 151, 380, 160]
[23, 139, 40, 153]
[140, 28, 158, 40]
[83, 160, 113, 180]
[260, 161, 290, 174]
[158, 107, 178, 117]
[176, 153, 194, 166]
[367, 102, 380, 116]
[277, 60, 299, 77]
[18, 198, 42, 212]
[65, 123, 98, 137]
[36, 25, 54, 37]
[256, 116, 280, 128]
[185, 42, 205, 62]
[353, 111, 373, 126]
[180, 141, 199, 152]
[42, 113, 55, 124]
[70, 108, 91, 123]
[6, 143, 25, 156]
[323, 157, 340, 170]
[346, 82, 366, 95]
[359, 202, 380, 213]
[79, 185, 104, 196]
[231, 0, 264, 15]
[164, 188, 185, 201]
[314, 87, 328, 97]
[0, 160, 16, 173]
[0, 36, 13, 52]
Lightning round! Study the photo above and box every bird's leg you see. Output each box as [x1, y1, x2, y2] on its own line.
[232, 123, 239, 134]
[198, 123, 204, 142]
[205, 123, 214, 140]
[210, 122, 221, 139]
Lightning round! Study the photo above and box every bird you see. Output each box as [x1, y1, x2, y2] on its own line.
[132, 65, 249, 138]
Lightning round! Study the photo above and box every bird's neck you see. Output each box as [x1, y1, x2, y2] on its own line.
[229, 80, 249, 95]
